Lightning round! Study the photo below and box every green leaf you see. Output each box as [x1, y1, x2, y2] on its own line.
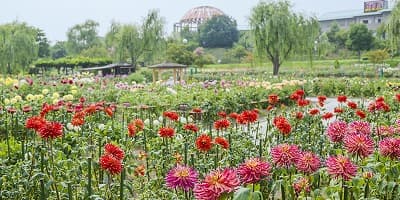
[233, 187, 251, 200]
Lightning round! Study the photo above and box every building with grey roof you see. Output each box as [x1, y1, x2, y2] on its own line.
[319, 0, 396, 32]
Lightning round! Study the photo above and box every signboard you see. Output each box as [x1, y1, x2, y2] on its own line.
[364, 0, 385, 13]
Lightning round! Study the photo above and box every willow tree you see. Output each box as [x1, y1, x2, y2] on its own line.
[105, 10, 164, 70]
[387, 1, 400, 56]
[250, 0, 315, 75]
[0, 22, 38, 74]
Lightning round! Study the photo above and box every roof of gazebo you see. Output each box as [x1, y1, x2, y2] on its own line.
[148, 63, 187, 69]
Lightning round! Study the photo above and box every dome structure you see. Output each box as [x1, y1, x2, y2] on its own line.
[174, 6, 225, 32]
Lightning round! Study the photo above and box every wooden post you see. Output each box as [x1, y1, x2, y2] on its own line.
[173, 69, 177, 84]
[152, 69, 156, 83]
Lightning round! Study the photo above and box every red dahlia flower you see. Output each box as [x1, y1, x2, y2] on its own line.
[99, 154, 123, 175]
[356, 110, 366, 119]
[127, 122, 136, 137]
[297, 99, 310, 107]
[133, 119, 144, 131]
[38, 121, 63, 139]
[214, 137, 229, 149]
[217, 111, 227, 118]
[347, 101, 357, 109]
[321, 112, 334, 120]
[183, 123, 199, 133]
[196, 134, 213, 152]
[268, 94, 279, 104]
[214, 119, 231, 130]
[26, 116, 47, 132]
[337, 95, 347, 103]
[309, 108, 320, 116]
[104, 143, 125, 160]
[158, 127, 175, 138]
[163, 111, 179, 121]
[273, 116, 292, 136]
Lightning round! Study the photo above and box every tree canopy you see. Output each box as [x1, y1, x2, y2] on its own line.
[166, 43, 194, 65]
[66, 20, 101, 55]
[105, 10, 164, 70]
[199, 15, 239, 48]
[346, 23, 374, 60]
[0, 22, 38, 74]
[386, 1, 400, 56]
[250, 0, 317, 75]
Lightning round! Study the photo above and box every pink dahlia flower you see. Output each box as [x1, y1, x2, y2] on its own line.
[347, 121, 371, 135]
[326, 155, 357, 181]
[343, 133, 374, 158]
[237, 158, 271, 184]
[378, 137, 400, 160]
[165, 165, 198, 191]
[295, 151, 321, 174]
[193, 168, 240, 200]
[326, 120, 348, 143]
[293, 177, 311, 194]
[271, 144, 300, 167]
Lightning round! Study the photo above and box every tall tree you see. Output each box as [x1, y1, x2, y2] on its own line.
[346, 23, 374, 61]
[250, 0, 310, 75]
[326, 22, 348, 52]
[50, 41, 68, 59]
[198, 15, 239, 48]
[386, 1, 400, 56]
[105, 10, 164, 70]
[0, 22, 38, 74]
[297, 16, 320, 67]
[36, 29, 50, 58]
[166, 43, 194, 65]
[66, 20, 101, 55]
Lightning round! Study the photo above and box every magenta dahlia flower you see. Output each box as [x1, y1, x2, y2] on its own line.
[237, 158, 271, 184]
[295, 151, 321, 174]
[193, 168, 240, 200]
[271, 144, 301, 167]
[378, 137, 400, 160]
[165, 165, 198, 191]
[343, 133, 374, 158]
[326, 120, 347, 143]
[326, 155, 357, 181]
[347, 121, 371, 135]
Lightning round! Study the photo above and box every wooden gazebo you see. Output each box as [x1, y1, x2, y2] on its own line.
[148, 63, 188, 84]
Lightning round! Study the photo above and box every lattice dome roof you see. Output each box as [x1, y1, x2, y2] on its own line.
[180, 6, 225, 24]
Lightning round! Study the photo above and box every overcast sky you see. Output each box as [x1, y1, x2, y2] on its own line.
[0, 0, 377, 42]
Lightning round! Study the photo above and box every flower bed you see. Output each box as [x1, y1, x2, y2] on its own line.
[0, 76, 399, 199]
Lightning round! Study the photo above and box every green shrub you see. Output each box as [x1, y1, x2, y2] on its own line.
[334, 60, 340, 69]
[386, 60, 400, 67]
[126, 72, 145, 83]
[139, 68, 153, 82]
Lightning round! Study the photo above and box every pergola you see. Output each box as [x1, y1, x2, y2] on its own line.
[79, 63, 134, 76]
[148, 63, 188, 84]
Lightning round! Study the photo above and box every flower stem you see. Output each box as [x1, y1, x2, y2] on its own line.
[120, 167, 125, 200]
[87, 157, 92, 198]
